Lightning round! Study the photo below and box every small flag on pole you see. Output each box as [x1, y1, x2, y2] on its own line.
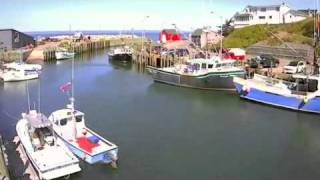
[59, 82, 71, 92]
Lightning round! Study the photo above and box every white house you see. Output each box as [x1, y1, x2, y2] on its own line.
[233, 3, 308, 29]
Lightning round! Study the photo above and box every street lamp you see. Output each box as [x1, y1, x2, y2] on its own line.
[141, 15, 150, 51]
[210, 11, 223, 59]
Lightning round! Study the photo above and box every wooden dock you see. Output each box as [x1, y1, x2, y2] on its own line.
[42, 37, 144, 61]
[133, 51, 188, 68]
[0, 136, 10, 180]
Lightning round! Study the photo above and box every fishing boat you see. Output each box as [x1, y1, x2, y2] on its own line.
[16, 110, 81, 179]
[49, 58, 119, 166]
[0, 66, 39, 82]
[108, 46, 133, 61]
[234, 74, 320, 113]
[55, 49, 75, 60]
[147, 57, 246, 90]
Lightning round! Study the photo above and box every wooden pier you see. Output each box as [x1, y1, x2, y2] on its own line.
[0, 136, 10, 180]
[133, 51, 188, 68]
[43, 37, 143, 61]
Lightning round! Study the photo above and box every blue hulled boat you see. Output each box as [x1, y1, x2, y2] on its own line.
[233, 74, 320, 113]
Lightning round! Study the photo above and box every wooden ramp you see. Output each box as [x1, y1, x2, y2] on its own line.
[26, 49, 44, 62]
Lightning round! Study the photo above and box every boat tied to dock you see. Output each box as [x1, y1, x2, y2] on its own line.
[147, 57, 246, 90]
[234, 74, 320, 113]
[16, 110, 81, 180]
[49, 57, 119, 167]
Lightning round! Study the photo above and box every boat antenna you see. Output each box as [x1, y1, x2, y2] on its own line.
[71, 54, 75, 111]
[26, 80, 30, 112]
[38, 76, 41, 113]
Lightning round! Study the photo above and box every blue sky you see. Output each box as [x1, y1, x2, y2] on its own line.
[0, 0, 316, 31]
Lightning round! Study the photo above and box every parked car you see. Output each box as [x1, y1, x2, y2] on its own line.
[161, 48, 189, 57]
[247, 58, 259, 68]
[256, 54, 280, 68]
[283, 61, 307, 74]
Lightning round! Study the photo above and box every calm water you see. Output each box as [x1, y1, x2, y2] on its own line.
[1, 50, 320, 180]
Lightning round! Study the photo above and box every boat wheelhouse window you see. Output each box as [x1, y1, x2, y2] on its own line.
[194, 63, 200, 70]
[216, 64, 221, 68]
[60, 118, 67, 126]
[208, 64, 213, 68]
[201, 63, 206, 69]
[288, 61, 298, 66]
[308, 79, 318, 92]
[76, 115, 83, 123]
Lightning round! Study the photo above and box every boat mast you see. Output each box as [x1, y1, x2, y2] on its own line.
[26, 81, 30, 112]
[38, 77, 41, 113]
[71, 55, 75, 111]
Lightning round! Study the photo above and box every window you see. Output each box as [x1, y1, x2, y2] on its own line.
[276, 7, 280, 11]
[60, 118, 67, 126]
[13, 32, 19, 43]
[76, 115, 83, 123]
[259, 16, 266, 19]
[269, 16, 272, 19]
[208, 64, 213, 68]
[260, 8, 266, 12]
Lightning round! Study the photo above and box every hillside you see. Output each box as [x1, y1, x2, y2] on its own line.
[223, 18, 314, 48]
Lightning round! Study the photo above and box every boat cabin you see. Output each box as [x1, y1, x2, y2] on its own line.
[23, 110, 55, 151]
[184, 58, 236, 72]
[50, 109, 86, 140]
[289, 74, 320, 95]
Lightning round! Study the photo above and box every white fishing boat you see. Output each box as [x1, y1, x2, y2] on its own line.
[16, 110, 81, 180]
[3, 62, 42, 71]
[0, 67, 39, 82]
[55, 49, 75, 60]
[49, 57, 119, 166]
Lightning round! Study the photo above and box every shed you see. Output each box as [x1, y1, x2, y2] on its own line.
[159, 29, 181, 43]
[0, 29, 35, 51]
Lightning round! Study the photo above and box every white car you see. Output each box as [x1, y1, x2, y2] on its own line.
[283, 61, 306, 74]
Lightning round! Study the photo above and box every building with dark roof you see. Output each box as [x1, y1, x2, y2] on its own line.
[0, 29, 35, 51]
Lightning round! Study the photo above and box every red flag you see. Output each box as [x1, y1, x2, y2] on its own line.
[317, 21, 320, 29]
[59, 82, 71, 92]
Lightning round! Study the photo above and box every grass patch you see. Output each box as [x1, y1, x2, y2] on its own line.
[223, 18, 314, 48]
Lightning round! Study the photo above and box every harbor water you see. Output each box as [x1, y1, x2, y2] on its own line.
[1, 50, 320, 179]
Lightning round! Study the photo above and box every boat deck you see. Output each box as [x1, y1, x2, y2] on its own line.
[236, 76, 315, 98]
[70, 130, 116, 155]
[33, 143, 75, 171]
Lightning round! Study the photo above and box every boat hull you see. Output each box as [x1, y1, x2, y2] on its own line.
[148, 67, 245, 90]
[59, 135, 118, 165]
[55, 52, 75, 60]
[109, 54, 132, 61]
[234, 80, 320, 113]
[1, 72, 38, 82]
